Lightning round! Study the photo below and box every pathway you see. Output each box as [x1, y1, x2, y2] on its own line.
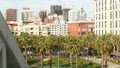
[87, 57, 120, 68]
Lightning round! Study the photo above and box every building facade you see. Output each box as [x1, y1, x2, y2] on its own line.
[6, 8, 17, 21]
[68, 8, 86, 22]
[39, 10, 47, 22]
[49, 21, 68, 36]
[62, 8, 70, 21]
[22, 8, 33, 23]
[50, 5, 62, 15]
[68, 21, 95, 36]
[68, 9, 78, 21]
[95, 0, 120, 35]
[78, 7, 87, 21]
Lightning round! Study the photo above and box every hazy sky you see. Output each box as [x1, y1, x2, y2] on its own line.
[0, 0, 95, 20]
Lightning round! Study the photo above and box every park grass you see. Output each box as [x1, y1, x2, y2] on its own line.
[27, 58, 40, 65]
[28, 57, 101, 68]
[43, 57, 101, 68]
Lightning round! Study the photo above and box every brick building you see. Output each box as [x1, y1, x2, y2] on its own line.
[68, 21, 95, 36]
[6, 8, 17, 21]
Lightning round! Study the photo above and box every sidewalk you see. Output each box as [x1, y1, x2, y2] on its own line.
[87, 57, 120, 68]
[30, 57, 50, 68]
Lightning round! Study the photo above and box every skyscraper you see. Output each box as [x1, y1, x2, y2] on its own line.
[95, 0, 120, 35]
[6, 8, 17, 21]
[68, 8, 86, 22]
[78, 7, 87, 21]
[22, 8, 33, 23]
[68, 9, 78, 21]
[62, 8, 70, 21]
[50, 5, 62, 15]
[39, 10, 47, 22]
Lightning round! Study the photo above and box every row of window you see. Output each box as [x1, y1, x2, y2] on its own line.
[96, 0, 107, 7]
[96, 21, 107, 28]
[110, 20, 120, 28]
[96, 7, 106, 12]
[96, 30, 120, 35]
[95, 21, 120, 28]
[96, 12, 107, 20]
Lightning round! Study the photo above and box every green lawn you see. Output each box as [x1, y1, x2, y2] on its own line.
[28, 57, 101, 68]
[43, 57, 101, 68]
[27, 58, 40, 65]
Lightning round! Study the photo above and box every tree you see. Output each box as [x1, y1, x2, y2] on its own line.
[15, 33, 33, 60]
[95, 34, 112, 68]
[64, 36, 82, 68]
[74, 36, 84, 68]
[35, 35, 46, 68]
[45, 35, 60, 68]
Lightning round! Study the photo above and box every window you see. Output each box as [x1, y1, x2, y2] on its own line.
[110, 21, 112, 28]
[116, 11, 118, 18]
[116, 30, 117, 35]
[105, 12, 107, 19]
[116, 20, 117, 28]
[105, 0, 106, 5]
[102, 22, 103, 28]
[82, 28, 86, 31]
[102, 30, 103, 35]
[99, 22, 100, 28]
[105, 21, 107, 28]
[102, 13, 103, 19]
[30, 28, 33, 30]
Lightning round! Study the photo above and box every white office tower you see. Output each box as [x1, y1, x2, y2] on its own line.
[22, 8, 34, 22]
[95, 0, 120, 35]
[78, 7, 87, 21]
[68, 9, 78, 21]
[49, 21, 68, 36]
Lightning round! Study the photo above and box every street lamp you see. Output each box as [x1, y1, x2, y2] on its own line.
[86, 48, 88, 60]
[58, 51, 60, 68]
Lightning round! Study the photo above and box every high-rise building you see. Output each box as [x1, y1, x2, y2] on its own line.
[95, 0, 120, 35]
[68, 8, 86, 22]
[22, 8, 33, 23]
[39, 10, 47, 22]
[78, 7, 87, 21]
[6, 8, 17, 21]
[62, 8, 70, 21]
[50, 5, 62, 15]
[68, 9, 78, 21]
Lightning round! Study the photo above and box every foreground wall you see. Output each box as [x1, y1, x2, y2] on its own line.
[0, 11, 29, 68]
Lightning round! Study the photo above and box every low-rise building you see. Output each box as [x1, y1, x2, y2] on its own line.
[49, 21, 68, 36]
[68, 21, 95, 36]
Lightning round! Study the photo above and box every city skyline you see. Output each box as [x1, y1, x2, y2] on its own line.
[0, 0, 94, 21]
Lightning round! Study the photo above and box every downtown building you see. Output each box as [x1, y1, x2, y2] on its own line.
[50, 5, 62, 15]
[95, 0, 120, 35]
[68, 8, 86, 22]
[68, 21, 94, 36]
[39, 10, 47, 22]
[6, 8, 17, 21]
[62, 8, 70, 21]
[49, 20, 68, 36]
[68, 9, 78, 21]
[22, 8, 34, 23]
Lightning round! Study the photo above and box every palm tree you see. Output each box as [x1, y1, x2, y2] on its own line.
[95, 34, 112, 68]
[35, 35, 46, 68]
[56, 36, 64, 68]
[64, 36, 81, 68]
[45, 35, 59, 68]
[74, 36, 84, 68]
[110, 34, 120, 53]
[16, 33, 31, 60]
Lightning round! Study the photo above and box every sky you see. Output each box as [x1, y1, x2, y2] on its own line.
[0, 0, 95, 21]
